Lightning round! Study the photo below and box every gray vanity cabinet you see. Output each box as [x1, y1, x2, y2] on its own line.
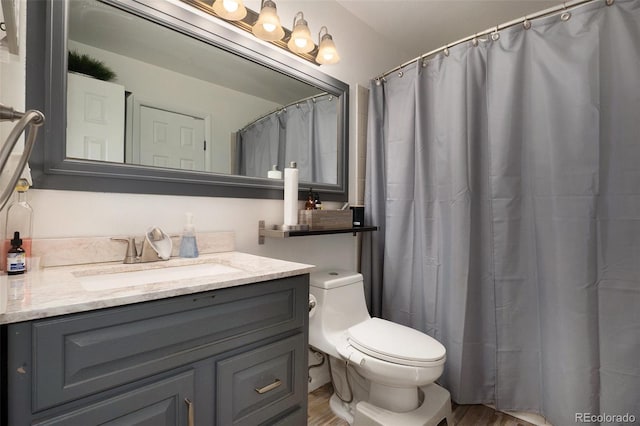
[4, 275, 309, 425]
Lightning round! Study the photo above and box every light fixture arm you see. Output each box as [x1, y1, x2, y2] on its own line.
[292, 11, 305, 28]
[318, 26, 329, 43]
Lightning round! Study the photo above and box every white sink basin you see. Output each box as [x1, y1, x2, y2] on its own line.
[76, 263, 243, 291]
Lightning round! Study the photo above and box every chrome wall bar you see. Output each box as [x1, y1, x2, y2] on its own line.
[0, 103, 45, 210]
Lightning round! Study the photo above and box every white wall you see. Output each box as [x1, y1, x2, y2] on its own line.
[0, 0, 27, 155]
[6, 0, 409, 271]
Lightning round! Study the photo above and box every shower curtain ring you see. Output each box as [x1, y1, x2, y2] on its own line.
[605, 0, 614, 5]
[443, 45, 450, 57]
[472, 35, 479, 47]
[523, 17, 532, 30]
[560, 3, 571, 21]
[491, 26, 500, 41]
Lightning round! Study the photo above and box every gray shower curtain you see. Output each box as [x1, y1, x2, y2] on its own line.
[237, 94, 338, 183]
[362, 1, 640, 424]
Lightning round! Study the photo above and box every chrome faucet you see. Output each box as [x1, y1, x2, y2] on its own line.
[114, 237, 139, 264]
[113, 227, 172, 264]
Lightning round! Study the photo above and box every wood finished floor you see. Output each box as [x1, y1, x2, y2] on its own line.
[308, 384, 537, 426]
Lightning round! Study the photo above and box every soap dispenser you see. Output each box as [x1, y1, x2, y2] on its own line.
[179, 213, 199, 258]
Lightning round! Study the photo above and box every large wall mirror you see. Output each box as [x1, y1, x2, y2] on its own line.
[26, 0, 349, 200]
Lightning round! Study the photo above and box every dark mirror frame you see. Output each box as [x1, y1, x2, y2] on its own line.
[26, 0, 349, 201]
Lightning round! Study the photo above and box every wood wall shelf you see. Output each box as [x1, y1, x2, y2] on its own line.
[258, 221, 377, 244]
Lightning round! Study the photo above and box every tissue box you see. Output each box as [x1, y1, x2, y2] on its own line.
[298, 210, 352, 230]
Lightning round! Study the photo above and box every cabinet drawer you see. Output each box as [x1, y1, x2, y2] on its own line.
[32, 370, 195, 426]
[29, 276, 307, 411]
[217, 333, 306, 426]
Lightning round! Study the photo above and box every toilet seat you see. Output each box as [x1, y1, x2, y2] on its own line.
[347, 318, 446, 367]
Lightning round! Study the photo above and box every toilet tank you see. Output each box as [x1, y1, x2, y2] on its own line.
[308, 270, 371, 357]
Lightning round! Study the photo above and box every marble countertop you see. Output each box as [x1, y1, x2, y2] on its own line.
[0, 252, 314, 324]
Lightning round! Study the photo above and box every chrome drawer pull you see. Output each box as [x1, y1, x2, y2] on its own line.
[255, 379, 282, 394]
[185, 398, 194, 426]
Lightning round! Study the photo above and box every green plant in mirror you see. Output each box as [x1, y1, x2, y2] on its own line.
[68, 50, 117, 81]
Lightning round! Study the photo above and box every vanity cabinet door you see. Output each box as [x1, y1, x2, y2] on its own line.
[217, 333, 306, 426]
[32, 370, 195, 426]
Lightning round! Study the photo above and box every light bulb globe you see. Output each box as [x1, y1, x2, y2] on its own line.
[212, 0, 247, 21]
[252, 0, 285, 41]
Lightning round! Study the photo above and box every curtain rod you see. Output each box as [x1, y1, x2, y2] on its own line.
[239, 92, 334, 133]
[377, 0, 609, 80]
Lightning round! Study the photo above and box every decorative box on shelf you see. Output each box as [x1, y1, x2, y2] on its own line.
[298, 210, 352, 230]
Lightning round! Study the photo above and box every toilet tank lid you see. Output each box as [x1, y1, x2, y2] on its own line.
[309, 269, 362, 289]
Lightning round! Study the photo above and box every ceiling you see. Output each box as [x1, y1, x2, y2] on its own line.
[334, 0, 558, 61]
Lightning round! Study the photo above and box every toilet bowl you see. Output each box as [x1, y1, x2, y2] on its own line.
[309, 269, 452, 425]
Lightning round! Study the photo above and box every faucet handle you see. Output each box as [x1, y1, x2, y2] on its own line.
[111, 237, 138, 264]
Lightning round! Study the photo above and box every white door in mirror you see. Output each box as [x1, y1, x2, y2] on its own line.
[138, 106, 206, 171]
[67, 73, 125, 162]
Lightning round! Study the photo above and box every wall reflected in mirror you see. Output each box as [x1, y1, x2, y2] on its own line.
[66, 0, 340, 184]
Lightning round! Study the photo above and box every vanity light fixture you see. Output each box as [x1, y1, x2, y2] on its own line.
[287, 12, 314, 54]
[252, 0, 285, 42]
[316, 26, 340, 65]
[182, 0, 340, 65]
[212, 0, 247, 21]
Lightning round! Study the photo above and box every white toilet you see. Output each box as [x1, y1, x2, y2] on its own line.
[309, 269, 452, 426]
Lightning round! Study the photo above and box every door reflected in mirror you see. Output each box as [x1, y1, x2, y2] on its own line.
[66, 0, 340, 184]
